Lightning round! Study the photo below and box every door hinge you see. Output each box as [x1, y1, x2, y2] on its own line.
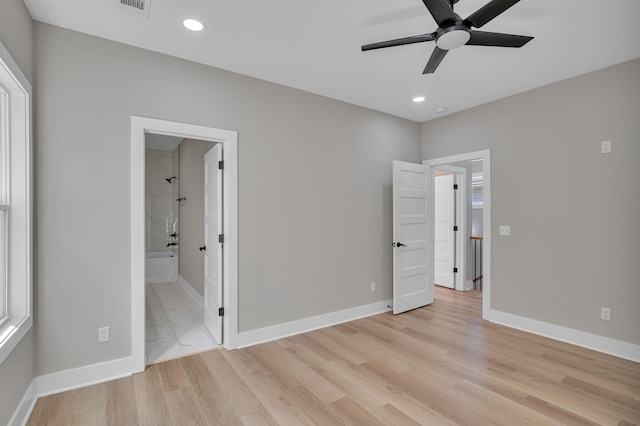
[218, 234, 224, 244]
[453, 225, 458, 232]
[453, 267, 458, 273]
[453, 184, 458, 190]
[218, 160, 224, 170]
[218, 307, 224, 316]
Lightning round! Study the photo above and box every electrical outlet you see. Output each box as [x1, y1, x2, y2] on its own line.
[98, 326, 110, 342]
[370, 282, 376, 292]
[499, 226, 511, 236]
[601, 140, 612, 154]
[600, 307, 611, 321]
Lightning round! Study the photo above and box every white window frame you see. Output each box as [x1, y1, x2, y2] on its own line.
[1, 83, 8, 327]
[0, 40, 32, 365]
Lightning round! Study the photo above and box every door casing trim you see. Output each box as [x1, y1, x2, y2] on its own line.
[131, 116, 238, 373]
[423, 149, 490, 319]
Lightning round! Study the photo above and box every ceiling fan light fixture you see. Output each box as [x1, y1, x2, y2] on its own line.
[183, 18, 204, 32]
[436, 27, 471, 50]
[413, 96, 426, 103]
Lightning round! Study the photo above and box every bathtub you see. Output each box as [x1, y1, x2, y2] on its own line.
[145, 251, 178, 284]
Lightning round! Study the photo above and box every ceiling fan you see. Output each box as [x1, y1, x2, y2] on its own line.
[361, 0, 534, 74]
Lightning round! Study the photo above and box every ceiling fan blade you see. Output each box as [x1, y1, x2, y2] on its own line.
[465, 0, 521, 28]
[422, 0, 457, 26]
[423, 47, 448, 74]
[466, 31, 533, 47]
[361, 33, 436, 51]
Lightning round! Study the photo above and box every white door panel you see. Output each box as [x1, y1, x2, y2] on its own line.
[393, 161, 434, 314]
[434, 174, 455, 289]
[203, 144, 223, 343]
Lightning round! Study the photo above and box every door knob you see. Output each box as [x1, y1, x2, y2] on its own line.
[396, 242, 406, 247]
[199, 246, 206, 252]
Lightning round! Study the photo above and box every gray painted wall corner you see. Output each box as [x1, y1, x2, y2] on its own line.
[421, 58, 640, 345]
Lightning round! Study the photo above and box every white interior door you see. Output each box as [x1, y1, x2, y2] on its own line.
[203, 144, 223, 343]
[434, 174, 456, 289]
[393, 161, 434, 314]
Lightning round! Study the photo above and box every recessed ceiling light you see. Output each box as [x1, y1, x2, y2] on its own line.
[435, 107, 447, 113]
[183, 19, 204, 32]
[412, 96, 426, 103]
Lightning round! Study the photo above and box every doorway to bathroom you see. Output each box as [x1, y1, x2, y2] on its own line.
[130, 117, 238, 373]
[144, 135, 221, 364]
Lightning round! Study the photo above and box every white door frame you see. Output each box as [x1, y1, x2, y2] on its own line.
[203, 145, 223, 343]
[423, 150, 491, 319]
[130, 116, 238, 373]
[433, 165, 467, 291]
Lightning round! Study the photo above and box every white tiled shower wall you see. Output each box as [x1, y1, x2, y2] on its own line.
[145, 149, 179, 253]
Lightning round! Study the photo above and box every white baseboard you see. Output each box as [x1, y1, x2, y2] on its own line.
[485, 309, 640, 363]
[8, 378, 37, 426]
[235, 299, 393, 349]
[178, 275, 204, 308]
[463, 280, 474, 291]
[36, 356, 134, 397]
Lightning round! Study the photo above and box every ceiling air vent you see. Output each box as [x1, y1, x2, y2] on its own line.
[118, 0, 151, 19]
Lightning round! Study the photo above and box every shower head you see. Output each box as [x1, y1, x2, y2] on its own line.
[165, 177, 177, 183]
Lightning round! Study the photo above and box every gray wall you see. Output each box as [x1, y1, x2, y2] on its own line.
[471, 209, 483, 237]
[0, 0, 34, 81]
[34, 23, 421, 375]
[422, 58, 640, 345]
[178, 139, 216, 296]
[0, 0, 35, 423]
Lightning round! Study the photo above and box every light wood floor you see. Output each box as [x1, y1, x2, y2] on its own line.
[28, 287, 640, 425]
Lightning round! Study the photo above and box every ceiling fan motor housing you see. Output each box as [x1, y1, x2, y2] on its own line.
[436, 24, 471, 50]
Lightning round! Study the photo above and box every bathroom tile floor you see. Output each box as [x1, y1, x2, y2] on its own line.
[146, 281, 221, 364]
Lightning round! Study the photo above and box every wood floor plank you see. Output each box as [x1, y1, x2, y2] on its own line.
[27, 392, 73, 425]
[245, 342, 302, 391]
[329, 396, 386, 425]
[310, 327, 370, 366]
[132, 364, 172, 426]
[178, 354, 223, 405]
[105, 377, 138, 426]
[163, 386, 209, 425]
[28, 287, 640, 425]
[283, 385, 347, 425]
[507, 368, 635, 425]
[220, 349, 313, 425]
[154, 357, 189, 392]
[260, 338, 345, 404]
[239, 411, 280, 426]
[69, 383, 107, 426]
[199, 350, 265, 418]
[373, 403, 423, 425]
[521, 395, 603, 426]
[618, 419, 640, 426]
[562, 375, 640, 415]
[453, 378, 563, 425]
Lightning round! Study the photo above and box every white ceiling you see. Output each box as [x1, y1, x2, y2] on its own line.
[24, 0, 640, 122]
